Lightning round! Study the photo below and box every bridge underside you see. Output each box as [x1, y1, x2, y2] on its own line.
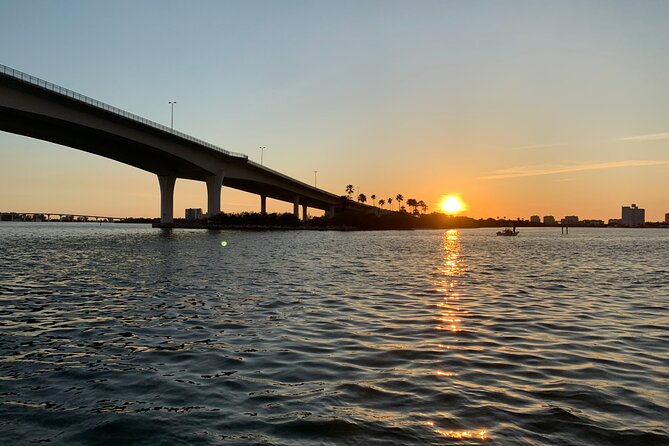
[0, 106, 207, 180]
[0, 106, 338, 211]
[0, 68, 354, 222]
[223, 177, 335, 210]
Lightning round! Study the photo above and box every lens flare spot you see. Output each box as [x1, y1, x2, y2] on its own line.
[221, 240, 228, 247]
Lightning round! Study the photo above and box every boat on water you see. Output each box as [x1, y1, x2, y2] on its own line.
[496, 227, 519, 236]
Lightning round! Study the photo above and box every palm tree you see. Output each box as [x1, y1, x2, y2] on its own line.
[357, 193, 367, 204]
[406, 198, 418, 215]
[378, 199, 385, 208]
[418, 200, 427, 214]
[396, 194, 404, 209]
[387, 197, 393, 210]
[370, 194, 376, 207]
[345, 184, 354, 199]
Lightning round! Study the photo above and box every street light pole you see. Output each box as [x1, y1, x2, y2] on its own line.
[168, 101, 177, 130]
[259, 146, 266, 165]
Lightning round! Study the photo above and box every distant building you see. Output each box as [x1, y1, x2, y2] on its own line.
[608, 219, 622, 226]
[581, 219, 604, 226]
[530, 215, 541, 223]
[665, 213, 669, 224]
[185, 208, 203, 221]
[543, 215, 556, 225]
[562, 216, 579, 225]
[621, 204, 645, 227]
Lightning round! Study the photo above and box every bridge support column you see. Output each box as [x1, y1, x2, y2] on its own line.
[260, 195, 267, 215]
[293, 196, 300, 218]
[158, 175, 176, 224]
[302, 204, 308, 222]
[326, 206, 335, 218]
[206, 171, 225, 217]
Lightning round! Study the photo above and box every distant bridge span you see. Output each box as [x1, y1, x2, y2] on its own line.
[0, 64, 365, 223]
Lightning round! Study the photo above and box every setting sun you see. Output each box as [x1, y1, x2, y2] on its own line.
[440, 195, 465, 214]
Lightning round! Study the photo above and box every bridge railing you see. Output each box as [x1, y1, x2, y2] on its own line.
[0, 63, 248, 160]
[246, 160, 340, 199]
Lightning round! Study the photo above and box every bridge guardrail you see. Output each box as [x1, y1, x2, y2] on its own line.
[246, 160, 341, 199]
[0, 63, 248, 160]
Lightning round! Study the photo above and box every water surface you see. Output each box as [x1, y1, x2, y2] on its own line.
[1, 223, 667, 445]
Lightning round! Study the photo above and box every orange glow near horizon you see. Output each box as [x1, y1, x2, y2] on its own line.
[440, 195, 466, 214]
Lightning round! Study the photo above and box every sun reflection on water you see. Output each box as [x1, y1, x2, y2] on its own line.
[430, 229, 489, 441]
[435, 230, 464, 333]
[435, 429, 489, 441]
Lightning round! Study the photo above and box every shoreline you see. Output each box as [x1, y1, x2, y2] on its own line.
[151, 222, 362, 231]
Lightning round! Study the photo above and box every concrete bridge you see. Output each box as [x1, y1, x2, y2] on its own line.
[1, 211, 123, 222]
[0, 64, 369, 223]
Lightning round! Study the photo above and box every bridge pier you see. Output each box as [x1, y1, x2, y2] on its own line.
[158, 175, 176, 224]
[326, 206, 335, 218]
[260, 195, 267, 215]
[206, 171, 225, 217]
[302, 204, 308, 222]
[293, 196, 300, 218]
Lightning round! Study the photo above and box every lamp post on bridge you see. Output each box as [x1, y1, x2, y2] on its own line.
[259, 146, 266, 166]
[168, 101, 177, 130]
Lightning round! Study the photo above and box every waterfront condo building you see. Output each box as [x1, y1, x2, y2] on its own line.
[530, 215, 540, 223]
[185, 208, 203, 221]
[666, 213, 669, 224]
[543, 215, 556, 225]
[562, 216, 579, 225]
[621, 204, 645, 227]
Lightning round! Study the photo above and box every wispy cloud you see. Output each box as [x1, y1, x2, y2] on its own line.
[615, 132, 669, 142]
[509, 143, 562, 151]
[479, 160, 669, 180]
[511, 131, 669, 150]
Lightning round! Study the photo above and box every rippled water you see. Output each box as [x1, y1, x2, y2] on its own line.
[1, 223, 667, 445]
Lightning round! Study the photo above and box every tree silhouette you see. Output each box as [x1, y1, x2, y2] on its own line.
[357, 193, 367, 204]
[418, 200, 428, 214]
[378, 199, 385, 208]
[370, 194, 376, 207]
[345, 184, 354, 199]
[388, 197, 393, 210]
[396, 194, 404, 209]
[406, 198, 418, 214]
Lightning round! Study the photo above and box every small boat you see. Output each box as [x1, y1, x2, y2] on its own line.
[496, 227, 519, 236]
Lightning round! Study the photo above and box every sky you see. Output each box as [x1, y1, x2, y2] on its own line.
[1, 0, 668, 221]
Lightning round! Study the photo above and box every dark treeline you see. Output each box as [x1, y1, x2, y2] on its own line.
[5, 211, 664, 229]
[311, 210, 551, 230]
[208, 212, 302, 227]
[163, 210, 565, 230]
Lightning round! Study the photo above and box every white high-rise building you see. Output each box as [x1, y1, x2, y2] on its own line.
[621, 204, 645, 227]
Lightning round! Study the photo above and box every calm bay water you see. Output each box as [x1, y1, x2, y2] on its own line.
[1, 223, 667, 445]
